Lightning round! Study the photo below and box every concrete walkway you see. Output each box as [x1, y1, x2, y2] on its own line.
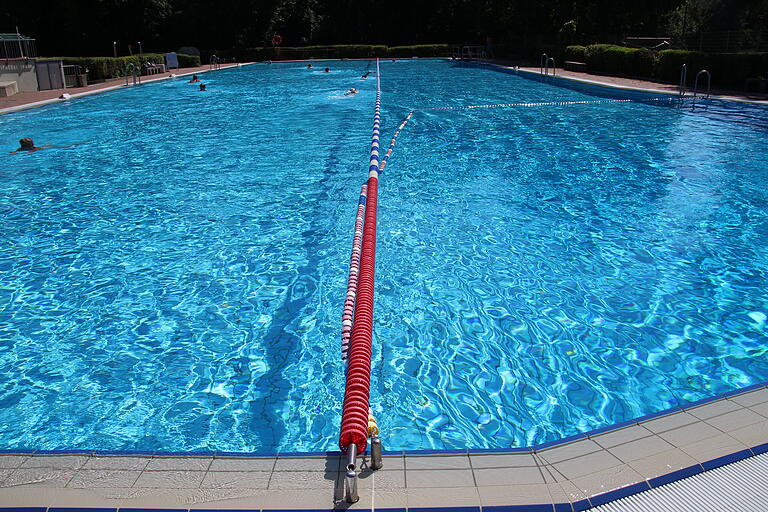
[0, 63, 245, 114]
[0, 386, 766, 510]
[513, 65, 768, 105]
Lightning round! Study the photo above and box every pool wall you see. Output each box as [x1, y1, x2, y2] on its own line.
[1, 382, 767, 510]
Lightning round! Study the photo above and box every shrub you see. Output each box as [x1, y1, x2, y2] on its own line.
[177, 53, 201, 68]
[584, 45, 655, 77]
[655, 50, 708, 83]
[707, 52, 768, 87]
[387, 44, 450, 58]
[564, 45, 587, 62]
[218, 44, 448, 62]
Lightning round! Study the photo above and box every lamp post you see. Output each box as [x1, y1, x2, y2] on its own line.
[113, 41, 117, 58]
[138, 41, 143, 56]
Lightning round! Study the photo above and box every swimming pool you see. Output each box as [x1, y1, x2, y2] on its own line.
[1, 60, 767, 452]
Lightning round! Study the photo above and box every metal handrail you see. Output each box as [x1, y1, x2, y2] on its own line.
[678, 63, 687, 96]
[546, 57, 556, 76]
[540, 53, 548, 74]
[693, 69, 711, 99]
[209, 55, 221, 71]
[125, 63, 140, 86]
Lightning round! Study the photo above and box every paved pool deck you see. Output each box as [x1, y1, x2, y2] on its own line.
[513, 65, 768, 105]
[0, 385, 767, 511]
[4, 59, 768, 117]
[0, 63, 246, 115]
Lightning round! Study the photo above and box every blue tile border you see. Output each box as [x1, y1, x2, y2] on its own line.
[467, 446, 531, 454]
[0, 382, 767, 512]
[118, 509, 187, 512]
[49, 508, 117, 512]
[484, 505, 554, 512]
[701, 449, 753, 471]
[572, 499, 592, 511]
[533, 433, 587, 451]
[408, 507, 480, 512]
[588, 481, 651, 508]
[402, 449, 469, 455]
[648, 463, 704, 487]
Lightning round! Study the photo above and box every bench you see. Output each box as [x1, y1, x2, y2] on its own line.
[0, 81, 18, 97]
[564, 61, 587, 72]
[143, 63, 166, 76]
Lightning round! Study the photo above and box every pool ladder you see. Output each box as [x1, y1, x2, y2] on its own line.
[209, 55, 221, 71]
[125, 63, 141, 86]
[679, 64, 712, 102]
[540, 53, 556, 77]
[693, 69, 711, 99]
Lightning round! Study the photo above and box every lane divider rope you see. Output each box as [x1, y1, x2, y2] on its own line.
[341, 184, 367, 360]
[421, 96, 675, 111]
[379, 111, 413, 174]
[339, 58, 381, 455]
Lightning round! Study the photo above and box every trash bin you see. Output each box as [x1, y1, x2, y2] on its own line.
[76, 73, 88, 87]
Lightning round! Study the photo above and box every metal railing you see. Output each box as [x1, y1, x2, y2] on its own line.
[209, 55, 221, 71]
[125, 63, 141, 86]
[693, 69, 711, 99]
[678, 63, 687, 97]
[541, 54, 556, 76]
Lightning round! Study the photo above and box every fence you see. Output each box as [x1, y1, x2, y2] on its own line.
[681, 30, 767, 53]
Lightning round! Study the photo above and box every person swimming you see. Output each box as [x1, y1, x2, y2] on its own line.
[361, 71, 372, 79]
[11, 137, 50, 154]
[188, 75, 200, 83]
[324, 67, 330, 73]
[199, 83, 207, 91]
[344, 88, 359, 96]
[307, 64, 313, 69]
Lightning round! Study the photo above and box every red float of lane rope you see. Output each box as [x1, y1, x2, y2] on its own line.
[339, 59, 382, 455]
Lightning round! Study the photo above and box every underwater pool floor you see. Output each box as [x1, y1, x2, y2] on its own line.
[0, 384, 767, 510]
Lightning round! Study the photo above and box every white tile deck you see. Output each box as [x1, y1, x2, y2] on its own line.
[0, 385, 765, 509]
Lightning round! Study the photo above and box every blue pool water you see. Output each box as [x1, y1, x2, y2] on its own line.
[1, 60, 767, 452]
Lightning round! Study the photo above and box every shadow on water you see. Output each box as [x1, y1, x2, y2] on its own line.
[249, 107, 358, 452]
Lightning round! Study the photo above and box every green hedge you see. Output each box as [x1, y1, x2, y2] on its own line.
[564, 45, 587, 62]
[39, 53, 201, 81]
[177, 53, 201, 68]
[387, 45, 449, 58]
[564, 45, 766, 89]
[219, 44, 449, 62]
[655, 50, 708, 83]
[583, 44, 655, 77]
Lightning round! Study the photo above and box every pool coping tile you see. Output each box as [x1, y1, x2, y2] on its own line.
[0, 361, 767, 510]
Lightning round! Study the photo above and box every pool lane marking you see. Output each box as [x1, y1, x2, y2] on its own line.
[342, 184, 368, 360]
[373, 97, 676, 173]
[378, 111, 414, 174]
[420, 96, 676, 110]
[339, 57, 382, 456]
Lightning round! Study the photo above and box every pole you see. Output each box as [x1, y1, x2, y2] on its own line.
[16, 26, 24, 58]
[138, 41, 143, 57]
[113, 42, 117, 58]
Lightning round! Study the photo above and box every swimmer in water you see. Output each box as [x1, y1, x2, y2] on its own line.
[199, 83, 207, 91]
[188, 74, 200, 83]
[361, 71, 372, 79]
[324, 67, 330, 73]
[307, 64, 313, 69]
[11, 137, 51, 154]
[344, 88, 359, 96]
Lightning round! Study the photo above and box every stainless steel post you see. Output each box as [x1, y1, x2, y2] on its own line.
[344, 444, 359, 503]
[370, 436, 383, 470]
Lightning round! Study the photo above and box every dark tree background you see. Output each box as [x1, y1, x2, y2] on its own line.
[2, 0, 766, 56]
